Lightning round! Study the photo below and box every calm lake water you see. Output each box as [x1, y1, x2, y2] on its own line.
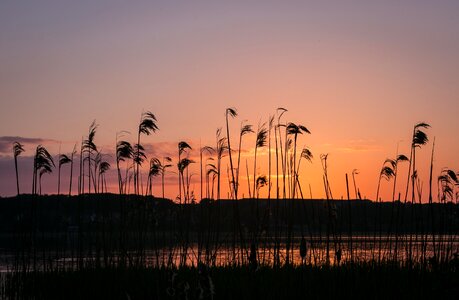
[2, 235, 457, 272]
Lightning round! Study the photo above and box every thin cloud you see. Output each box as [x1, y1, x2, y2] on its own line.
[335, 140, 383, 153]
[0, 136, 58, 155]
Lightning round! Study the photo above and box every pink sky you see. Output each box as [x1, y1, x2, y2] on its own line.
[1, 1, 458, 201]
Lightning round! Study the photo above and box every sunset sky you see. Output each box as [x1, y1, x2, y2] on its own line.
[1, 1, 458, 201]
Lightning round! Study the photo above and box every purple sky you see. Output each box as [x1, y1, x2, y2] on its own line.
[1, 1, 459, 200]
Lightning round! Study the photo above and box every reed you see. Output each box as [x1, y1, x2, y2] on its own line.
[4, 111, 459, 299]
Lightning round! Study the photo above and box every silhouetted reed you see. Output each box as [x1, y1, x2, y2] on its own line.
[3, 111, 459, 299]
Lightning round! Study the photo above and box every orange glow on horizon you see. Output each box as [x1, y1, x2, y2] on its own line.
[0, 2, 458, 200]
[4, 121, 450, 205]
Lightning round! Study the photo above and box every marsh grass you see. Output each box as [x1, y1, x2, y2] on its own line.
[2, 262, 458, 299]
[1, 192, 458, 299]
[4, 113, 459, 299]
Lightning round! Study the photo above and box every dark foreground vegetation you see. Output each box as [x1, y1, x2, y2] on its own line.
[1, 194, 458, 235]
[1, 263, 458, 299]
[1, 194, 458, 299]
[4, 110, 459, 298]
[1, 194, 458, 266]
[0, 194, 459, 241]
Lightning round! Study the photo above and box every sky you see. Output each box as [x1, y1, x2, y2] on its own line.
[1, 0, 458, 201]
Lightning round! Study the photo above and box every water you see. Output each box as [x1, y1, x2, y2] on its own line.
[2, 235, 457, 272]
[139, 235, 458, 267]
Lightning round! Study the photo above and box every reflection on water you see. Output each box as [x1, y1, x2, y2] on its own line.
[142, 235, 458, 267]
[3, 235, 458, 272]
